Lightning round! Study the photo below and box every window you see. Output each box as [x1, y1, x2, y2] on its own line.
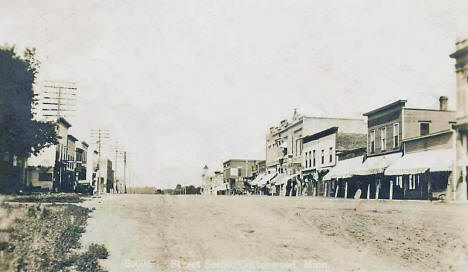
[408, 174, 419, 190]
[393, 123, 399, 148]
[305, 152, 308, 168]
[380, 127, 386, 151]
[420, 122, 430, 136]
[309, 151, 312, 167]
[329, 147, 333, 163]
[370, 130, 375, 153]
[321, 149, 324, 164]
[313, 150, 316, 167]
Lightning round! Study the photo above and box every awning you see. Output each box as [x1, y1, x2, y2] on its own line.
[351, 152, 402, 176]
[250, 173, 266, 186]
[385, 148, 453, 176]
[270, 174, 286, 185]
[257, 172, 277, 187]
[323, 156, 364, 180]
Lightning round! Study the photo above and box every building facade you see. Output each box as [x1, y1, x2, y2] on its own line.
[450, 36, 468, 201]
[223, 159, 261, 194]
[350, 98, 456, 200]
[302, 126, 367, 197]
[26, 117, 71, 191]
[63, 134, 78, 192]
[266, 110, 366, 176]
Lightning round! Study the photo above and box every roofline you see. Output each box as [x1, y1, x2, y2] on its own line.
[302, 127, 338, 142]
[57, 117, 72, 128]
[363, 100, 407, 116]
[403, 108, 456, 113]
[450, 46, 468, 59]
[402, 129, 453, 142]
[270, 116, 365, 135]
[223, 159, 263, 164]
[336, 147, 367, 153]
[302, 116, 365, 121]
[67, 134, 78, 142]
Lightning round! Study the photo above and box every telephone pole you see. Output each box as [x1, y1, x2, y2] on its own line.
[37, 81, 77, 121]
[123, 151, 127, 194]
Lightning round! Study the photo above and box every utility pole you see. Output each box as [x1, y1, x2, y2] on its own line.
[123, 151, 127, 194]
[38, 81, 77, 121]
[90, 128, 110, 195]
[112, 141, 124, 194]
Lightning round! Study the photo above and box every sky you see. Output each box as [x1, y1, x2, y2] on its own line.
[1, 0, 467, 188]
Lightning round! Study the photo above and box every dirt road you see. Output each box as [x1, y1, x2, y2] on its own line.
[80, 195, 468, 271]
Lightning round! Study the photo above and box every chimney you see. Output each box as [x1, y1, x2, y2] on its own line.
[439, 96, 448, 111]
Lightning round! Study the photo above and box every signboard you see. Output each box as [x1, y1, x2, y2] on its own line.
[230, 168, 238, 177]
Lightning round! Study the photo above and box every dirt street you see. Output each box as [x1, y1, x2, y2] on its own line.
[80, 195, 468, 271]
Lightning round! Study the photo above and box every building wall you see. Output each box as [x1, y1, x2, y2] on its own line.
[266, 115, 366, 169]
[302, 133, 336, 171]
[404, 131, 454, 154]
[27, 167, 53, 190]
[403, 109, 455, 139]
[451, 37, 468, 201]
[367, 106, 403, 156]
[66, 138, 76, 172]
[223, 160, 259, 192]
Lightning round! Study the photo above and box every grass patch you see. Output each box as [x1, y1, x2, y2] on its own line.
[0, 203, 108, 272]
[9, 193, 83, 203]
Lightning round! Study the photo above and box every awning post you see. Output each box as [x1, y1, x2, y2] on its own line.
[390, 179, 393, 200]
[367, 183, 370, 199]
[344, 181, 348, 199]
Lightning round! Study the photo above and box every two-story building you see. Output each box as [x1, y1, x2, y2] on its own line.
[265, 110, 367, 196]
[223, 159, 261, 194]
[450, 36, 468, 201]
[27, 117, 72, 191]
[302, 125, 367, 197]
[97, 159, 114, 194]
[75, 141, 91, 193]
[350, 98, 456, 199]
[63, 134, 78, 192]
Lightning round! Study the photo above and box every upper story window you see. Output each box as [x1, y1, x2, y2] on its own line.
[312, 150, 316, 167]
[380, 127, 387, 151]
[329, 147, 333, 163]
[321, 149, 324, 164]
[420, 122, 430, 136]
[393, 123, 399, 148]
[305, 152, 309, 168]
[370, 130, 376, 153]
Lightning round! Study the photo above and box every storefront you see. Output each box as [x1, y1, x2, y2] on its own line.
[385, 148, 453, 200]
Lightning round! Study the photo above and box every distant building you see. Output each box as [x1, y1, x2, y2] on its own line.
[223, 159, 262, 194]
[201, 165, 226, 195]
[450, 36, 468, 201]
[75, 141, 90, 192]
[91, 150, 99, 192]
[27, 117, 72, 191]
[63, 134, 78, 192]
[96, 159, 114, 194]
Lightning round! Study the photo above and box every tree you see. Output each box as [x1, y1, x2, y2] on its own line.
[174, 184, 182, 195]
[0, 45, 57, 192]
